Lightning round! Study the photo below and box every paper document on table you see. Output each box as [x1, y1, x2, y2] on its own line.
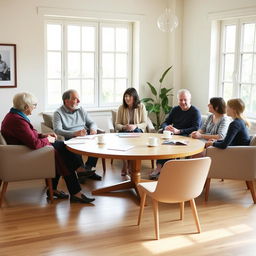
[117, 133, 141, 138]
[64, 139, 85, 145]
[76, 135, 95, 139]
[162, 140, 188, 146]
[107, 144, 134, 151]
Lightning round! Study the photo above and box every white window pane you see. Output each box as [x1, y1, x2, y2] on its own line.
[115, 79, 127, 102]
[82, 26, 95, 51]
[241, 54, 253, 83]
[68, 25, 80, 51]
[82, 80, 94, 104]
[47, 52, 61, 79]
[102, 79, 114, 103]
[47, 24, 61, 51]
[102, 53, 114, 77]
[242, 23, 255, 52]
[82, 53, 94, 78]
[47, 80, 62, 105]
[223, 83, 233, 101]
[116, 28, 128, 52]
[225, 25, 236, 52]
[115, 54, 127, 77]
[223, 54, 234, 81]
[240, 84, 251, 111]
[102, 27, 114, 51]
[251, 86, 256, 113]
[68, 53, 80, 78]
[253, 56, 256, 83]
[68, 80, 80, 94]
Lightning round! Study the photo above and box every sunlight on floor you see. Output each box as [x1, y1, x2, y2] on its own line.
[142, 224, 253, 254]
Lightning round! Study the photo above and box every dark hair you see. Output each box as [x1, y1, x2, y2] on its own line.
[123, 87, 140, 108]
[62, 89, 77, 104]
[210, 97, 226, 114]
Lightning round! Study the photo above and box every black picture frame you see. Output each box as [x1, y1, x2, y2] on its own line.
[0, 44, 17, 88]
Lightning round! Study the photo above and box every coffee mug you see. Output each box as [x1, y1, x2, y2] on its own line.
[148, 137, 158, 146]
[98, 135, 106, 144]
[163, 130, 173, 138]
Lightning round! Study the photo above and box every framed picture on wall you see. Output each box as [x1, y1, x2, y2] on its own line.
[0, 44, 17, 88]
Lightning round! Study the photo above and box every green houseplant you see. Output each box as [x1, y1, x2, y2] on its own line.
[141, 66, 173, 129]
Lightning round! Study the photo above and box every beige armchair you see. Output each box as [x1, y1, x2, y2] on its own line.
[205, 136, 256, 204]
[41, 113, 107, 174]
[137, 157, 211, 240]
[0, 132, 55, 207]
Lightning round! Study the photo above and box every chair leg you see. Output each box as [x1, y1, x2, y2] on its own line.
[46, 178, 54, 203]
[137, 191, 146, 226]
[152, 199, 159, 240]
[204, 178, 211, 201]
[0, 182, 8, 207]
[180, 201, 184, 220]
[102, 158, 106, 175]
[190, 199, 201, 233]
[111, 159, 114, 165]
[246, 180, 256, 204]
[245, 181, 250, 190]
[151, 160, 154, 169]
[0, 179, 2, 188]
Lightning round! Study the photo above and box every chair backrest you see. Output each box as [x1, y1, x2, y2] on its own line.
[153, 157, 211, 203]
[0, 132, 7, 145]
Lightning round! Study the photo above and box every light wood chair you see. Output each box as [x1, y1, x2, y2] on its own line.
[0, 132, 55, 207]
[137, 157, 211, 240]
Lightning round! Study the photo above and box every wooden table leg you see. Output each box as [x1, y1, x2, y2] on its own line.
[92, 159, 142, 198]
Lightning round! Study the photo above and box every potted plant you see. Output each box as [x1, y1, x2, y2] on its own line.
[141, 66, 173, 130]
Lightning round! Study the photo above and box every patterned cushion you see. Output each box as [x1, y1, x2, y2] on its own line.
[250, 135, 256, 146]
[42, 113, 53, 129]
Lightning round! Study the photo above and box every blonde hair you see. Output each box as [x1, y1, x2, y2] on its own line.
[13, 92, 37, 111]
[227, 98, 250, 127]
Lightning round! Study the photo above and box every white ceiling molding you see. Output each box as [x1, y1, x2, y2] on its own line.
[37, 7, 144, 22]
[208, 6, 256, 20]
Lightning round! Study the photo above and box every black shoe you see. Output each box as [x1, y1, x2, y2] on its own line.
[70, 194, 95, 204]
[87, 172, 102, 180]
[47, 190, 69, 199]
[77, 170, 96, 178]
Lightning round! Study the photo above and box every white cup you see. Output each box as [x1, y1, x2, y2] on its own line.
[97, 135, 105, 144]
[148, 137, 158, 146]
[163, 130, 173, 139]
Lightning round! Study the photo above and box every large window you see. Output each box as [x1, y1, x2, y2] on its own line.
[218, 18, 256, 118]
[46, 20, 132, 109]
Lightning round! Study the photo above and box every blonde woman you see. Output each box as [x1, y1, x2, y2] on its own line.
[205, 98, 250, 149]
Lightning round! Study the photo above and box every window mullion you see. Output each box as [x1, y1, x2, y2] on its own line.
[233, 19, 240, 98]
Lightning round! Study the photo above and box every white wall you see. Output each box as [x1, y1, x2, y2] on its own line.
[0, 0, 170, 130]
[182, 0, 256, 114]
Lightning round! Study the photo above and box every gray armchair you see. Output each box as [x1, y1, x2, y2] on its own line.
[205, 136, 256, 204]
[41, 113, 107, 174]
[0, 132, 55, 207]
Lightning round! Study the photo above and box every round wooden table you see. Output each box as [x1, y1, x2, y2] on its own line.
[66, 133, 205, 198]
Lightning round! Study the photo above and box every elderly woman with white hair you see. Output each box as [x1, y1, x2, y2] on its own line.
[1, 92, 95, 204]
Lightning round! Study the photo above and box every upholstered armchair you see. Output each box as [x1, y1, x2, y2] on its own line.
[205, 136, 256, 204]
[0, 132, 55, 207]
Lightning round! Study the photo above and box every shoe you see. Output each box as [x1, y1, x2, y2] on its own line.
[47, 190, 69, 199]
[149, 170, 160, 180]
[70, 194, 95, 204]
[77, 170, 96, 178]
[121, 169, 127, 176]
[87, 172, 102, 180]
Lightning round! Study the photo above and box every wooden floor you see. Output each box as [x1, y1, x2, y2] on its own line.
[1, 160, 256, 256]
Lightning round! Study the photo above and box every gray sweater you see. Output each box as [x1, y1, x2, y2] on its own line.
[53, 105, 97, 139]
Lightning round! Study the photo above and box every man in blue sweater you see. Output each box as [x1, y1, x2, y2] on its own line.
[150, 89, 201, 179]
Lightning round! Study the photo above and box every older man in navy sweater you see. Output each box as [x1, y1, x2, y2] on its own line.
[150, 89, 201, 179]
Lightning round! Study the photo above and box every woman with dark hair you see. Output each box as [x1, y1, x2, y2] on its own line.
[191, 97, 229, 141]
[205, 98, 250, 149]
[115, 87, 147, 175]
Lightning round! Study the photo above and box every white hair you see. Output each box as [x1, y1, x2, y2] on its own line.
[177, 89, 191, 99]
[13, 92, 37, 111]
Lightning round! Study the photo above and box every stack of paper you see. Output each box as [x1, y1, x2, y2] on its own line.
[107, 145, 134, 151]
